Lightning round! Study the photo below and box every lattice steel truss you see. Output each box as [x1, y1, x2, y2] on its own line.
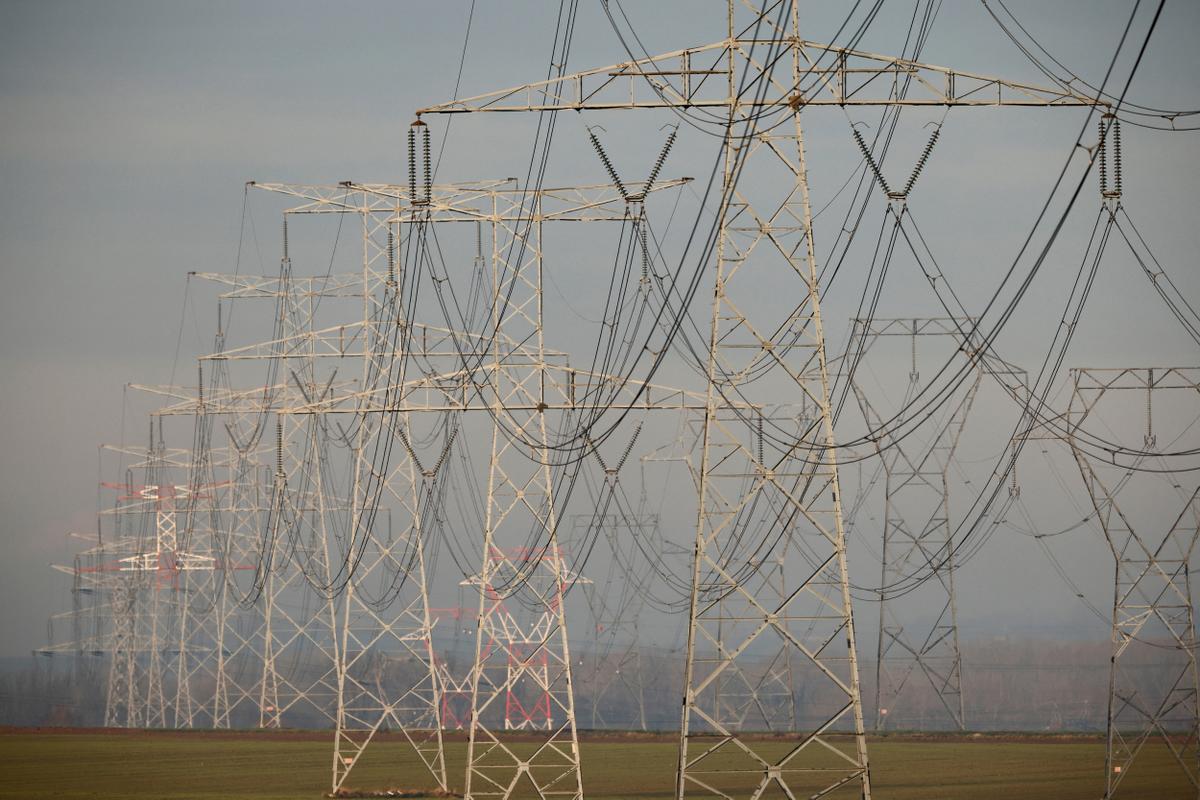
[249, 179, 704, 795]
[848, 317, 982, 732]
[710, 556, 800, 737]
[52, 439, 233, 730]
[576, 511, 659, 733]
[465, 204, 583, 795]
[417, 2, 1108, 795]
[1064, 367, 1200, 798]
[458, 184, 632, 800]
[158, 188, 454, 791]
[146, 177, 705, 796]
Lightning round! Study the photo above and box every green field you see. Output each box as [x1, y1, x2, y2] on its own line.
[0, 730, 1191, 799]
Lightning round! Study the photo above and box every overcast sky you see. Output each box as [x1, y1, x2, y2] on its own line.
[2, 0, 1198, 660]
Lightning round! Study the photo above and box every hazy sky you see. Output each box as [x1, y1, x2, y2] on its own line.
[2, 0, 1198, 660]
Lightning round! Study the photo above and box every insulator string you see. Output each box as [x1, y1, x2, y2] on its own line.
[1098, 118, 1109, 195]
[901, 126, 940, 197]
[851, 125, 892, 197]
[643, 126, 678, 196]
[407, 124, 417, 202]
[588, 127, 628, 201]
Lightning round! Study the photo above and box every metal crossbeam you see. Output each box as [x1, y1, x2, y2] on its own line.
[417, 40, 1105, 116]
[250, 179, 691, 225]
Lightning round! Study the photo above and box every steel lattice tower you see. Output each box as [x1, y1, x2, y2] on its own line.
[464, 194, 585, 798]
[98, 438, 225, 729]
[848, 317, 983, 732]
[417, 2, 1108, 795]
[577, 510, 659, 733]
[181, 186, 452, 790]
[232, 179, 702, 795]
[1064, 367, 1200, 798]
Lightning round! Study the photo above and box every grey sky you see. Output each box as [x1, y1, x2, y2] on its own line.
[1, 1, 1198, 660]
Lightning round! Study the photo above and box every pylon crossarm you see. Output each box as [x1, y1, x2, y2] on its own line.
[377, 178, 691, 224]
[851, 316, 979, 339]
[192, 272, 370, 299]
[131, 382, 329, 417]
[199, 320, 514, 363]
[249, 181, 404, 212]
[136, 328, 540, 418]
[251, 179, 690, 223]
[277, 362, 744, 415]
[417, 38, 1106, 115]
[99, 443, 194, 468]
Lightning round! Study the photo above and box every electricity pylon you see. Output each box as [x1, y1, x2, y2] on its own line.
[153, 181, 555, 793]
[61, 435, 229, 729]
[1063, 367, 1200, 798]
[575, 424, 661, 733]
[107, 441, 219, 729]
[453, 183, 582, 799]
[102, 443, 178, 729]
[142, 273, 346, 734]
[848, 317, 982, 732]
[273, 176, 721, 798]
[209, 435, 271, 730]
[577, 511, 658, 732]
[158, 189, 456, 791]
[417, 2, 1107, 795]
[41, 538, 109, 718]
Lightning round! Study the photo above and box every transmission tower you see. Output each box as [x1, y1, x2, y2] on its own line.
[183, 177, 700, 794]
[262, 176, 709, 798]
[106, 434, 229, 729]
[166, 187, 458, 791]
[576, 511, 658, 732]
[847, 317, 983, 732]
[417, 2, 1107, 795]
[41, 538, 109, 722]
[1064, 367, 1200, 798]
[572, 422, 662, 733]
[55, 435, 232, 730]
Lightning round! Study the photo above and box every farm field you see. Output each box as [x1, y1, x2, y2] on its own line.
[0, 728, 1191, 799]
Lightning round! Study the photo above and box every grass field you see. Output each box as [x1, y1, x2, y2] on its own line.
[0, 729, 1191, 799]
